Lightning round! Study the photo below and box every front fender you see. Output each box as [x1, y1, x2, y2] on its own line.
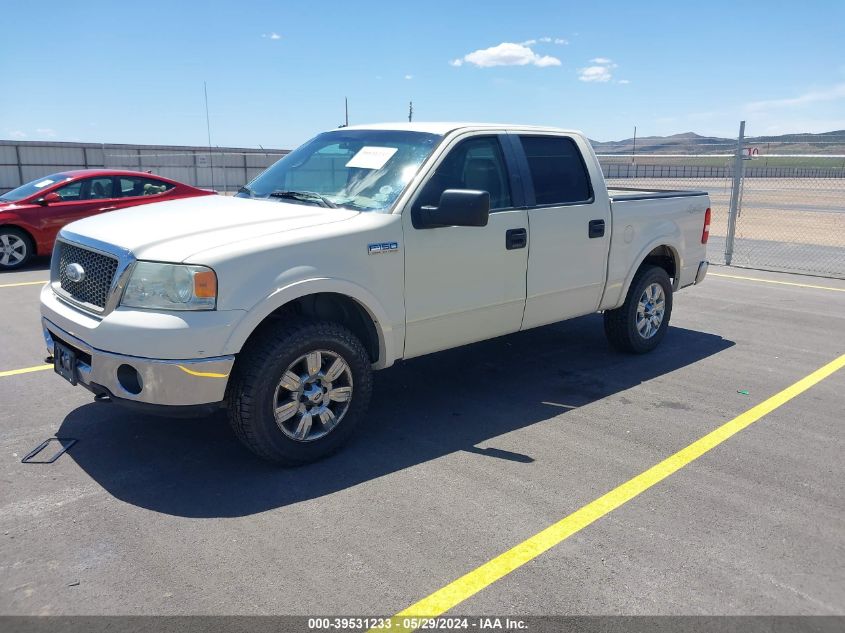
[223, 277, 400, 369]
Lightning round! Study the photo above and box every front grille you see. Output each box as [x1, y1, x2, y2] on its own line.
[58, 242, 119, 310]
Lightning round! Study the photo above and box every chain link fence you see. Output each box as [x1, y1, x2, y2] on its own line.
[599, 141, 845, 279]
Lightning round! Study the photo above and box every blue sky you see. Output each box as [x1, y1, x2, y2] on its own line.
[2, 0, 844, 148]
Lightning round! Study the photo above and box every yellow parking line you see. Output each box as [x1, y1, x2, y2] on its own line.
[0, 280, 48, 289]
[0, 364, 52, 378]
[386, 353, 845, 624]
[710, 272, 845, 292]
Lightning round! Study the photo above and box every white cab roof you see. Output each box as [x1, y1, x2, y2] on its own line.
[340, 122, 583, 136]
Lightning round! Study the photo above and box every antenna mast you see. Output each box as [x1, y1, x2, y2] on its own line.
[204, 81, 214, 190]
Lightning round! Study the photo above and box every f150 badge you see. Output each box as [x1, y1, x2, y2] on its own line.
[368, 242, 399, 255]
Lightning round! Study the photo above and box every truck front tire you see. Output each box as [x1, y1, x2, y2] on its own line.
[603, 265, 673, 354]
[227, 320, 373, 465]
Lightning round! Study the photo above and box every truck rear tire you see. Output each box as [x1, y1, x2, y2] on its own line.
[227, 320, 373, 465]
[603, 265, 673, 354]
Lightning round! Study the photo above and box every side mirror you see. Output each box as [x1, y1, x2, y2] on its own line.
[38, 192, 62, 205]
[415, 189, 490, 229]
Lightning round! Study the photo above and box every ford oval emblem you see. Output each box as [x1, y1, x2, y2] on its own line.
[65, 262, 85, 283]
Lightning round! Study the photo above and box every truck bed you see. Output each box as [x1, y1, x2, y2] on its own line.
[608, 186, 709, 201]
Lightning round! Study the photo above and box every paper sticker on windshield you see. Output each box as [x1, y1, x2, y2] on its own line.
[34, 179, 55, 188]
[346, 146, 398, 170]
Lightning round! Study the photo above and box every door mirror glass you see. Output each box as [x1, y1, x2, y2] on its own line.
[416, 189, 490, 228]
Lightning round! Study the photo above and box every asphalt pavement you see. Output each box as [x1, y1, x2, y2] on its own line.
[1, 258, 843, 617]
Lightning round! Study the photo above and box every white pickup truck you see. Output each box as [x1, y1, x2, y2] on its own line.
[40, 123, 710, 464]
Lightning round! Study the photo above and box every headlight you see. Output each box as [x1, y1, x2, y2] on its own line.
[121, 262, 217, 310]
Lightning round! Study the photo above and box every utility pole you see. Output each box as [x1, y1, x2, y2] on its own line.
[408, 101, 413, 123]
[631, 125, 637, 164]
[345, 97, 349, 127]
[203, 81, 214, 190]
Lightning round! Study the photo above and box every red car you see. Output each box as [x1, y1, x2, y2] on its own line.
[0, 169, 214, 269]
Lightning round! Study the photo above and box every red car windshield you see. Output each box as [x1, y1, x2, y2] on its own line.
[0, 173, 72, 202]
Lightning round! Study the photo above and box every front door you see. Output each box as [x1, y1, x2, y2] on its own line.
[402, 134, 528, 358]
[39, 176, 118, 244]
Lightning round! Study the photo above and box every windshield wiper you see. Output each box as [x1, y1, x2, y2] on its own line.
[269, 190, 337, 208]
[237, 185, 253, 198]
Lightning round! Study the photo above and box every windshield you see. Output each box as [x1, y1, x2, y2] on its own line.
[238, 130, 442, 212]
[0, 173, 72, 202]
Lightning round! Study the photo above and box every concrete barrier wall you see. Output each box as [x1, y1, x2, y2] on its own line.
[0, 140, 289, 194]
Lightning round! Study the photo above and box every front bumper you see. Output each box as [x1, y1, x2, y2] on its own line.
[43, 318, 234, 407]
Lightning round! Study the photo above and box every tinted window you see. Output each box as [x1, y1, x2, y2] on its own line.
[519, 136, 591, 205]
[54, 181, 84, 201]
[87, 177, 114, 199]
[119, 177, 173, 197]
[417, 136, 512, 210]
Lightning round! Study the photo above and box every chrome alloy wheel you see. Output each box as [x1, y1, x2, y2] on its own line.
[273, 350, 353, 442]
[636, 282, 666, 339]
[0, 233, 27, 267]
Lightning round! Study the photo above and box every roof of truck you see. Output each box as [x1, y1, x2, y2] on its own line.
[341, 122, 583, 136]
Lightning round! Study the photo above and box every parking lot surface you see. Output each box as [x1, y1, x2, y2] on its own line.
[1, 259, 844, 616]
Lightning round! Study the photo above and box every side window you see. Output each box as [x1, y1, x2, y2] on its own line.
[87, 177, 114, 200]
[53, 181, 83, 201]
[417, 136, 512, 210]
[119, 177, 174, 198]
[519, 136, 592, 206]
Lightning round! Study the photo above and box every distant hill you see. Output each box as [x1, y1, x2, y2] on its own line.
[590, 130, 845, 155]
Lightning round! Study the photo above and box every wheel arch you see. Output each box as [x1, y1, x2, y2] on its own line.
[619, 241, 681, 304]
[224, 279, 397, 370]
[0, 223, 38, 263]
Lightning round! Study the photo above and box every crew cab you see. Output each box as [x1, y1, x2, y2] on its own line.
[40, 123, 710, 464]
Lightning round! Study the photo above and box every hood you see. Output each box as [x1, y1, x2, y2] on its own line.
[60, 195, 359, 262]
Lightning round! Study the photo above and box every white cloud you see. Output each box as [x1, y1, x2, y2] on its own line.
[618, 79, 631, 84]
[8, 130, 26, 139]
[745, 83, 845, 111]
[36, 128, 57, 137]
[453, 42, 561, 68]
[404, 74, 413, 80]
[521, 36, 567, 46]
[578, 66, 613, 82]
[579, 57, 618, 82]
[261, 32, 281, 40]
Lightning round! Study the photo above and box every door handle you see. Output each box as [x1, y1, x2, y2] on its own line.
[506, 228, 527, 250]
[588, 219, 605, 238]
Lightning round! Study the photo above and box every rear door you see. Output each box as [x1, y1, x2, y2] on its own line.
[512, 133, 611, 329]
[402, 133, 529, 358]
